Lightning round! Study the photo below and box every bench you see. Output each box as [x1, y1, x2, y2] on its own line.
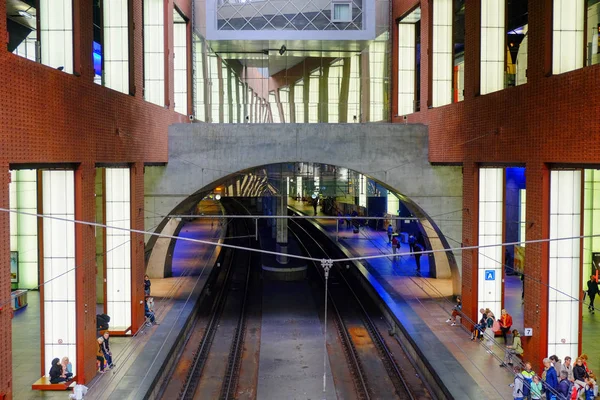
[31, 376, 76, 391]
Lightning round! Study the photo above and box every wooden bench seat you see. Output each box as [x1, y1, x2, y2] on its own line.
[31, 376, 76, 391]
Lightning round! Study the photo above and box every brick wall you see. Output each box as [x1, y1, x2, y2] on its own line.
[0, 0, 192, 397]
[392, 0, 600, 364]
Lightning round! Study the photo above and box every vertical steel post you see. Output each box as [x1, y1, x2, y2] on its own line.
[322, 259, 333, 393]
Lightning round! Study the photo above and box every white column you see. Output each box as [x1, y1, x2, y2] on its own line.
[480, 0, 505, 94]
[42, 170, 76, 376]
[553, 0, 584, 74]
[548, 170, 581, 359]
[432, 0, 452, 107]
[104, 0, 130, 93]
[40, 0, 73, 73]
[144, 0, 165, 106]
[173, 13, 188, 114]
[105, 168, 131, 330]
[9, 170, 39, 289]
[398, 22, 416, 116]
[478, 167, 503, 318]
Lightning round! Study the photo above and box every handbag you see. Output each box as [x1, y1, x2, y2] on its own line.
[492, 320, 501, 333]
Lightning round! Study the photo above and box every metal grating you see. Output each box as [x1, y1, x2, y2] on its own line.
[216, 0, 363, 31]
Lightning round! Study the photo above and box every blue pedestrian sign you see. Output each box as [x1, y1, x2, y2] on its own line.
[485, 270, 495, 281]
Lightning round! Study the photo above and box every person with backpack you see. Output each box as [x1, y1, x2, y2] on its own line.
[521, 362, 535, 399]
[557, 370, 573, 399]
[509, 365, 525, 400]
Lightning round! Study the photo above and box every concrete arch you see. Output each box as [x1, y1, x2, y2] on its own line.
[144, 123, 463, 293]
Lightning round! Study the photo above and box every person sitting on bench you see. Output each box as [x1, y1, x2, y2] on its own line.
[49, 358, 67, 384]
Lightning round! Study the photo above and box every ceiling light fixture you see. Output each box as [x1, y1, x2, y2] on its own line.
[18, 10, 33, 19]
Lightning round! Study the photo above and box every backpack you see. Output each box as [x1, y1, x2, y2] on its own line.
[522, 375, 532, 397]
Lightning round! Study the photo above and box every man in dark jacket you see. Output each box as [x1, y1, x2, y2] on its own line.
[587, 275, 599, 313]
[557, 370, 572, 399]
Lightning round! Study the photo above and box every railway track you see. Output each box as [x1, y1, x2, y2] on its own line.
[289, 217, 431, 400]
[169, 199, 256, 400]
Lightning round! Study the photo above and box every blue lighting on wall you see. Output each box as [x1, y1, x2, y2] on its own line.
[93, 41, 102, 77]
[506, 167, 526, 189]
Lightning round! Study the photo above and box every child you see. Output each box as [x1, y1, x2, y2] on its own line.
[530, 375, 542, 400]
[69, 384, 88, 400]
[144, 275, 151, 296]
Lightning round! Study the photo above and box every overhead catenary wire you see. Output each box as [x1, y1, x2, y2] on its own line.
[1, 206, 599, 273]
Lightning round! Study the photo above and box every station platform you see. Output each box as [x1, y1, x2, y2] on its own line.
[289, 199, 518, 399]
[11, 201, 224, 400]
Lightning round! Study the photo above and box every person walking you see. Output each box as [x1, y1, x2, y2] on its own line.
[312, 197, 318, 215]
[587, 275, 599, 313]
[387, 224, 394, 244]
[509, 365, 525, 400]
[499, 309, 513, 344]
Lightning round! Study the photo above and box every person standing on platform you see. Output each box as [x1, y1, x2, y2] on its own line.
[387, 224, 394, 244]
[391, 235, 399, 260]
[587, 275, 599, 313]
[312, 197, 318, 215]
[414, 243, 423, 272]
[530, 375, 543, 400]
[408, 234, 416, 253]
[543, 358, 558, 400]
[509, 365, 524, 400]
[144, 274, 151, 296]
[499, 309, 513, 344]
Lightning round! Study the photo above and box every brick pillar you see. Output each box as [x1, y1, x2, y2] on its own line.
[461, 160, 478, 326]
[130, 163, 145, 333]
[0, 162, 13, 399]
[74, 163, 99, 384]
[463, 0, 481, 99]
[522, 162, 550, 367]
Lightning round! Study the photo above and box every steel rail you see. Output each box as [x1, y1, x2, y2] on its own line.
[289, 218, 417, 400]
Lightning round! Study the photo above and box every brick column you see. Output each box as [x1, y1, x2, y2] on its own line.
[130, 163, 146, 333]
[74, 163, 99, 383]
[0, 162, 13, 398]
[461, 160, 478, 325]
[522, 162, 550, 367]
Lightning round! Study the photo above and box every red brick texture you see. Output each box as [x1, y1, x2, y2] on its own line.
[392, 0, 600, 364]
[0, 0, 192, 397]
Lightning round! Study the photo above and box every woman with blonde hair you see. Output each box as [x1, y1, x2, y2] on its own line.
[60, 357, 73, 379]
